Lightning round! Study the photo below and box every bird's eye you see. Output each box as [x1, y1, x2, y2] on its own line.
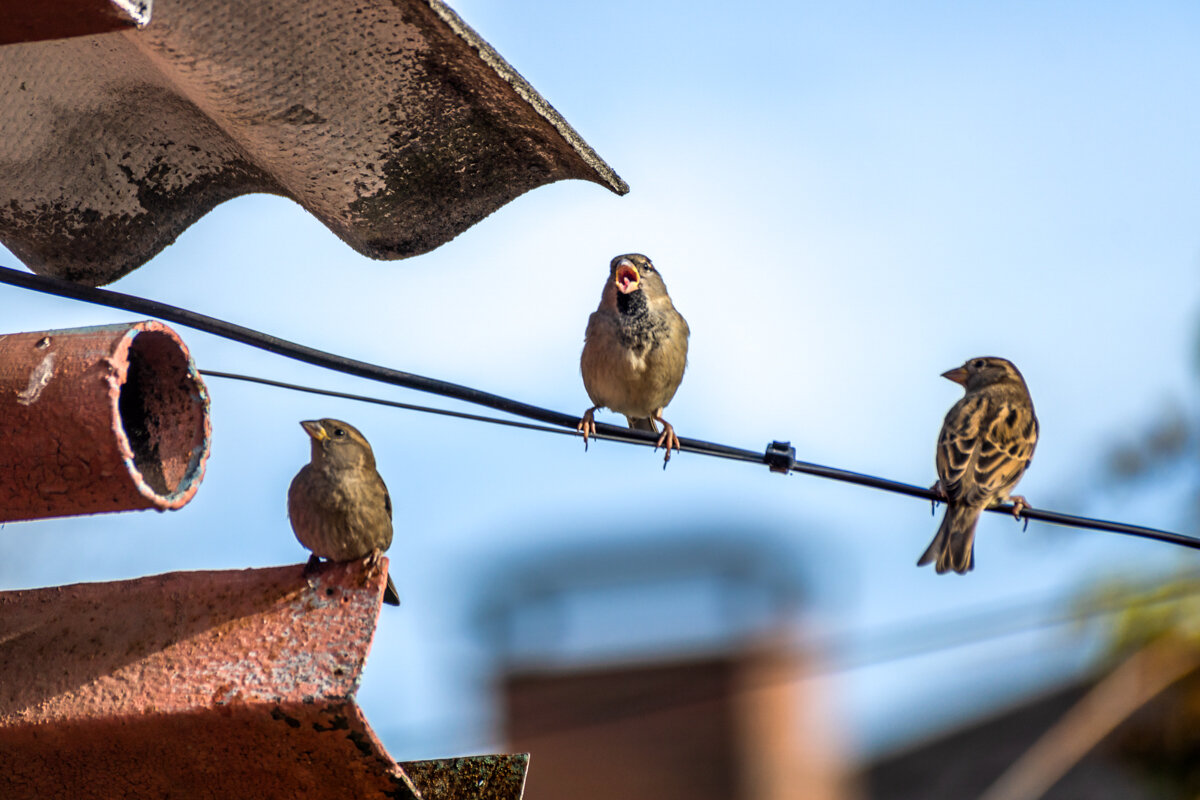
[643, 263, 656, 273]
[971, 359, 986, 369]
[333, 428, 347, 438]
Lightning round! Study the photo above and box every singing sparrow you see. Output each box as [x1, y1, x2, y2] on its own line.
[578, 253, 690, 463]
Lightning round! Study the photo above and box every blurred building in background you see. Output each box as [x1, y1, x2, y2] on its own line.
[477, 529, 859, 800]
[865, 680, 1146, 800]
[866, 572, 1200, 800]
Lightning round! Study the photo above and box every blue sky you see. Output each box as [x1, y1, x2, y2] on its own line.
[2, 0, 1199, 762]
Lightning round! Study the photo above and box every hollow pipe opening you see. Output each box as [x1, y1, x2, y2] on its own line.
[116, 327, 209, 504]
[0, 321, 210, 522]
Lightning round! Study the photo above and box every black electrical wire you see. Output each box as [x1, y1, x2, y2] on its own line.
[199, 370, 576, 439]
[0, 264, 1195, 551]
[200, 369, 1195, 548]
[0, 266, 586, 427]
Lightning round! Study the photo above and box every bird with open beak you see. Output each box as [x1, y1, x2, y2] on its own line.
[918, 357, 1038, 574]
[287, 418, 400, 605]
[578, 253, 690, 464]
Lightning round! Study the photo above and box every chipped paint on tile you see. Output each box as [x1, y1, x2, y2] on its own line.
[15, 351, 55, 405]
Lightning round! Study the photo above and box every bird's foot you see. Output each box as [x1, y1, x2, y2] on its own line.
[302, 554, 322, 592]
[577, 407, 599, 452]
[929, 481, 948, 515]
[1009, 495, 1031, 531]
[654, 419, 681, 468]
[365, 547, 384, 570]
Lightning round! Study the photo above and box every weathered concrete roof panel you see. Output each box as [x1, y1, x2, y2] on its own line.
[0, 0, 627, 285]
[0, 561, 400, 797]
[0, 559, 532, 798]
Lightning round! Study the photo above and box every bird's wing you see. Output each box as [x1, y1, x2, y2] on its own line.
[977, 397, 1038, 497]
[938, 394, 1036, 506]
[936, 394, 986, 499]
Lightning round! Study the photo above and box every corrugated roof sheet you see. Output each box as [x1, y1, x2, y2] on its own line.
[0, 0, 626, 285]
[0, 559, 532, 798]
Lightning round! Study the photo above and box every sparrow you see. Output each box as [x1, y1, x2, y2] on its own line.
[578, 253, 690, 463]
[287, 418, 400, 605]
[918, 357, 1038, 575]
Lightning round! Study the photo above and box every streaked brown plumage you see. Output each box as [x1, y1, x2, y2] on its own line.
[918, 357, 1038, 575]
[287, 418, 400, 605]
[578, 253, 690, 463]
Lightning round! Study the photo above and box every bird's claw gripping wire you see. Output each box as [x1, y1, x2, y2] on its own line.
[577, 407, 599, 452]
[1009, 495, 1032, 531]
[654, 419, 680, 469]
[929, 480, 948, 515]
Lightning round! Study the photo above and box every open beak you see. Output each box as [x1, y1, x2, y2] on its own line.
[300, 420, 328, 440]
[614, 259, 640, 294]
[941, 367, 968, 386]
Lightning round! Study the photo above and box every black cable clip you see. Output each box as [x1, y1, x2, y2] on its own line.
[764, 441, 795, 474]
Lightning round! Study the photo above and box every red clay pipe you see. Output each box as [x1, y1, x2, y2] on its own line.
[0, 321, 211, 522]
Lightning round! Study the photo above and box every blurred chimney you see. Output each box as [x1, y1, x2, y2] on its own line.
[479, 530, 859, 800]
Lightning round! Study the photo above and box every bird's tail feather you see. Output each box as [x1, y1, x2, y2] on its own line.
[917, 504, 980, 575]
[384, 573, 401, 606]
[626, 416, 658, 433]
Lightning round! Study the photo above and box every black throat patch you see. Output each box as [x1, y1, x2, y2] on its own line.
[615, 289, 666, 353]
[616, 288, 648, 318]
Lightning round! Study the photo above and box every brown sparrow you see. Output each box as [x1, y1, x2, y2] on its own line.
[288, 418, 400, 605]
[578, 253, 690, 463]
[918, 357, 1038, 574]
